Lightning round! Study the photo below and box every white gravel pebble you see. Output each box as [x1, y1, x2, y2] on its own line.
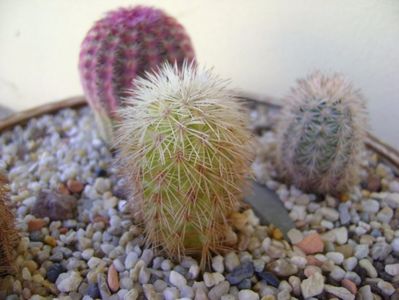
[362, 199, 380, 213]
[212, 255, 225, 273]
[334, 227, 348, 245]
[237, 289, 259, 300]
[55, 271, 82, 293]
[123, 288, 139, 300]
[224, 252, 240, 272]
[163, 287, 180, 300]
[358, 285, 373, 300]
[329, 266, 346, 281]
[385, 263, 399, 276]
[301, 272, 324, 298]
[204, 272, 225, 288]
[359, 259, 378, 278]
[377, 280, 395, 296]
[326, 252, 344, 265]
[188, 264, 200, 279]
[125, 252, 139, 269]
[391, 237, 399, 252]
[169, 271, 187, 289]
[324, 284, 355, 300]
[320, 207, 339, 221]
[343, 257, 357, 271]
[287, 228, 303, 244]
[354, 244, 369, 259]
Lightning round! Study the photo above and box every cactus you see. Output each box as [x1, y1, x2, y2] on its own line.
[116, 62, 253, 267]
[276, 72, 368, 194]
[79, 6, 195, 142]
[0, 172, 19, 276]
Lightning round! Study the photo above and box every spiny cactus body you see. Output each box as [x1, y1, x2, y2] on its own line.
[116, 63, 253, 267]
[276, 72, 368, 194]
[79, 6, 195, 142]
[0, 172, 19, 276]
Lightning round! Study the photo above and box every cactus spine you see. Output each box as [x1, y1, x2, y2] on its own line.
[276, 72, 368, 194]
[0, 172, 18, 275]
[79, 6, 195, 142]
[116, 62, 253, 267]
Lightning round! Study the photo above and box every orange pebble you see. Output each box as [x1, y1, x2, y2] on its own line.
[295, 233, 324, 254]
[272, 228, 284, 240]
[107, 264, 120, 292]
[341, 278, 357, 294]
[27, 219, 46, 232]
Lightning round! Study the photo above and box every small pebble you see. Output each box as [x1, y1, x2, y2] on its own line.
[238, 289, 259, 300]
[188, 264, 200, 279]
[295, 233, 324, 254]
[324, 284, 355, 300]
[87, 283, 100, 299]
[225, 252, 240, 272]
[326, 252, 344, 265]
[208, 281, 230, 300]
[55, 271, 83, 293]
[67, 179, 84, 193]
[46, 263, 66, 283]
[226, 262, 254, 285]
[125, 252, 139, 269]
[124, 289, 139, 300]
[286, 228, 303, 244]
[164, 287, 180, 300]
[107, 264, 120, 292]
[359, 259, 378, 278]
[268, 259, 298, 277]
[385, 263, 399, 276]
[169, 270, 187, 289]
[212, 255, 225, 273]
[377, 280, 395, 296]
[343, 257, 357, 271]
[354, 244, 369, 259]
[341, 279, 357, 295]
[204, 272, 225, 288]
[27, 219, 46, 232]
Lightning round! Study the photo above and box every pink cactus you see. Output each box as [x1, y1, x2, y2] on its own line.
[79, 6, 195, 141]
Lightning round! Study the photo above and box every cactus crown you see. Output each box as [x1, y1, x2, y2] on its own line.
[116, 62, 253, 266]
[277, 71, 367, 194]
[0, 172, 19, 276]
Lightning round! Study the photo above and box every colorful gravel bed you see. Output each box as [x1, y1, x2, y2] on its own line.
[0, 104, 398, 299]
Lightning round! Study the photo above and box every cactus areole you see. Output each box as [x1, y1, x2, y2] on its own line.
[116, 62, 253, 267]
[79, 6, 195, 142]
[277, 72, 368, 194]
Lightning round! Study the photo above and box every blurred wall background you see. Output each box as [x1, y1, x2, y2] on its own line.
[0, 0, 398, 147]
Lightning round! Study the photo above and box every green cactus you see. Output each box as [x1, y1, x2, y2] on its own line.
[276, 72, 368, 194]
[115, 62, 253, 267]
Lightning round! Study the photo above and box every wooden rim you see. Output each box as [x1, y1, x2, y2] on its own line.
[1, 93, 398, 169]
[0, 96, 86, 132]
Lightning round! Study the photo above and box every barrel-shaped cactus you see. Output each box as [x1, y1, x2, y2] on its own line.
[116, 62, 253, 267]
[79, 6, 195, 142]
[0, 172, 18, 275]
[276, 72, 368, 194]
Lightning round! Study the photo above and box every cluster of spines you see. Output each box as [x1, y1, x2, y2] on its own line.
[276, 72, 368, 194]
[116, 62, 253, 267]
[79, 6, 195, 141]
[0, 172, 19, 276]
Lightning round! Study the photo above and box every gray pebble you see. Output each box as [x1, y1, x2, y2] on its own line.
[208, 281, 230, 300]
[163, 287, 180, 300]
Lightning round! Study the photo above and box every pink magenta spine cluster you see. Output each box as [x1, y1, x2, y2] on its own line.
[79, 6, 195, 116]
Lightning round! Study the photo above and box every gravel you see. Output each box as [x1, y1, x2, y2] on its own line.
[1, 104, 399, 299]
